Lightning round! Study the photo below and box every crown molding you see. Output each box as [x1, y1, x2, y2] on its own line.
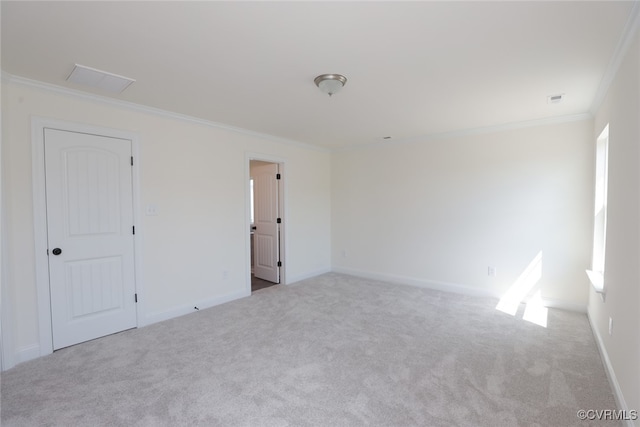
[338, 112, 593, 152]
[1, 72, 329, 153]
[0, 71, 595, 154]
[590, 0, 640, 114]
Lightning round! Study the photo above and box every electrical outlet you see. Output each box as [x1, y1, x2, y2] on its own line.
[341, 250, 347, 258]
[222, 270, 229, 280]
[145, 205, 158, 216]
[609, 317, 613, 336]
[488, 266, 497, 277]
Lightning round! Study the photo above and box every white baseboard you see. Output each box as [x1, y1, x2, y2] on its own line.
[141, 267, 333, 326]
[14, 344, 41, 366]
[142, 289, 250, 326]
[287, 267, 332, 285]
[332, 267, 588, 312]
[540, 297, 587, 313]
[587, 311, 636, 427]
[332, 267, 500, 298]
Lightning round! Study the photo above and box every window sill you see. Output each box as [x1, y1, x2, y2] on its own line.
[586, 270, 605, 294]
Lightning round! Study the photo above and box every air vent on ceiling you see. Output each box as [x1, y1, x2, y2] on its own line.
[547, 93, 565, 104]
[67, 64, 135, 93]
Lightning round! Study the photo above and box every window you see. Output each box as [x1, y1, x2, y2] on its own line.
[587, 124, 609, 293]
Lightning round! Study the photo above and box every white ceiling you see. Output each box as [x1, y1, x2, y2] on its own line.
[2, 1, 638, 149]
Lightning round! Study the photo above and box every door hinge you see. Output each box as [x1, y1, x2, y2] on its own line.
[132, 225, 135, 235]
[276, 218, 281, 224]
[135, 293, 138, 303]
[277, 261, 282, 267]
[131, 156, 134, 166]
[276, 173, 281, 180]
[47, 249, 49, 256]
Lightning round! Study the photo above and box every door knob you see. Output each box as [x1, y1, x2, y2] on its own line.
[52, 248, 62, 256]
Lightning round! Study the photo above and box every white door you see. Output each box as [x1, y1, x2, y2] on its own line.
[44, 128, 137, 350]
[252, 163, 280, 283]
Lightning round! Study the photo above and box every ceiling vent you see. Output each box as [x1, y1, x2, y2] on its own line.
[547, 93, 565, 104]
[67, 64, 135, 93]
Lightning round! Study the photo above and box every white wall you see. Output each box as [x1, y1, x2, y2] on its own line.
[589, 27, 640, 423]
[1, 78, 331, 367]
[332, 119, 594, 309]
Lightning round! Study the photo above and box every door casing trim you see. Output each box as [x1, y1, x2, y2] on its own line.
[31, 117, 142, 357]
[246, 153, 287, 292]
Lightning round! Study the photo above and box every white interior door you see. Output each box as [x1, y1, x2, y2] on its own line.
[44, 128, 137, 350]
[252, 163, 280, 283]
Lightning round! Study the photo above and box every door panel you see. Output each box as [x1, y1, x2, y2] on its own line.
[64, 148, 121, 236]
[66, 256, 123, 318]
[44, 128, 136, 349]
[252, 162, 280, 283]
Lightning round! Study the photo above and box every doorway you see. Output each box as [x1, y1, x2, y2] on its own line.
[249, 159, 284, 292]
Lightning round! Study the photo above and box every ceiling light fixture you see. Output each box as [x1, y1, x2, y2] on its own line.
[314, 74, 347, 97]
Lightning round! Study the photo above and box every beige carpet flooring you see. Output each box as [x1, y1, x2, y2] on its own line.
[1, 273, 619, 426]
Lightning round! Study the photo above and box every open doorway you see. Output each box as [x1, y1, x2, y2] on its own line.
[249, 159, 283, 292]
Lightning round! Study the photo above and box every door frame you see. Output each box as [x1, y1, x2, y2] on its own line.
[31, 117, 143, 357]
[246, 153, 286, 291]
